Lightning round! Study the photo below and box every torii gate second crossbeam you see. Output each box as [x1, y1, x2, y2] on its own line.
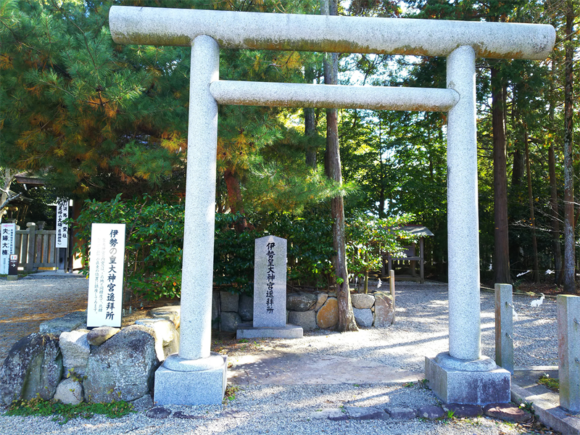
[109, 6, 555, 406]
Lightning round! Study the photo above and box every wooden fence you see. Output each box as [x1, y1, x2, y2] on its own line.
[14, 223, 69, 271]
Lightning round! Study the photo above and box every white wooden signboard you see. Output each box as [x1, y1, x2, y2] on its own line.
[56, 198, 69, 248]
[87, 223, 126, 328]
[0, 223, 16, 274]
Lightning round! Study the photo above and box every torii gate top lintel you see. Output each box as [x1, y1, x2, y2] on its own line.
[110, 6, 555, 60]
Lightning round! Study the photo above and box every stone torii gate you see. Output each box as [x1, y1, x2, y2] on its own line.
[109, 7, 555, 406]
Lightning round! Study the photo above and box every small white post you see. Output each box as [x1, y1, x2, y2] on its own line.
[495, 283, 514, 373]
[446, 45, 480, 361]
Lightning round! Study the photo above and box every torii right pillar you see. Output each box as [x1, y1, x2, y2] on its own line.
[425, 45, 509, 404]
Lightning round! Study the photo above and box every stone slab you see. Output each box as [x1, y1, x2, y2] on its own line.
[483, 403, 532, 423]
[417, 405, 445, 420]
[425, 355, 511, 405]
[385, 406, 417, 419]
[345, 406, 389, 420]
[288, 310, 317, 331]
[441, 403, 483, 418]
[253, 235, 287, 328]
[154, 355, 227, 405]
[558, 295, 580, 412]
[236, 323, 303, 339]
[512, 373, 580, 435]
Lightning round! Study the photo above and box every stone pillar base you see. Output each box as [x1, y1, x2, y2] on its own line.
[154, 353, 227, 405]
[236, 323, 303, 339]
[425, 352, 511, 405]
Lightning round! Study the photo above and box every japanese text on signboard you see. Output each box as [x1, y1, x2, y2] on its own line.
[266, 242, 275, 314]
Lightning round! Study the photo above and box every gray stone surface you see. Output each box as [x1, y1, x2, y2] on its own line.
[136, 318, 177, 361]
[351, 294, 375, 309]
[373, 292, 395, 327]
[177, 34, 220, 363]
[39, 311, 86, 335]
[385, 407, 417, 420]
[345, 406, 388, 420]
[309, 408, 348, 421]
[110, 6, 555, 60]
[236, 323, 303, 339]
[0, 333, 63, 405]
[353, 308, 373, 328]
[221, 312, 241, 332]
[557, 295, 580, 412]
[495, 283, 514, 373]
[287, 293, 317, 312]
[146, 406, 172, 419]
[86, 327, 120, 346]
[54, 378, 83, 405]
[131, 393, 154, 411]
[154, 354, 227, 405]
[220, 291, 239, 313]
[425, 355, 511, 405]
[314, 293, 328, 311]
[149, 306, 181, 328]
[253, 235, 287, 328]
[447, 45, 480, 361]
[417, 405, 445, 420]
[239, 295, 253, 321]
[442, 403, 483, 418]
[59, 330, 90, 377]
[288, 310, 317, 331]
[83, 325, 159, 403]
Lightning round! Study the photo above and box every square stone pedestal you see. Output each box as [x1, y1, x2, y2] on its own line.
[236, 323, 303, 339]
[154, 353, 227, 405]
[425, 353, 511, 405]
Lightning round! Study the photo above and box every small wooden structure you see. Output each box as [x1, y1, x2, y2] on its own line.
[383, 225, 434, 284]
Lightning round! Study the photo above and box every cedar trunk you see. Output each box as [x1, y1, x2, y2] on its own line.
[524, 131, 539, 283]
[321, 0, 357, 332]
[223, 168, 248, 232]
[492, 67, 511, 283]
[563, 1, 575, 293]
[549, 57, 562, 283]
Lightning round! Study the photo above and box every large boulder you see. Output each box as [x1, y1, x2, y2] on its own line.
[288, 310, 317, 331]
[316, 297, 338, 329]
[135, 318, 178, 361]
[351, 294, 375, 309]
[220, 291, 239, 312]
[353, 308, 373, 328]
[59, 330, 90, 377]
[83, 325, 159, 403]
[87, 327, 120, 346]
[239, 295, 254, 321]
[149, 306, 181, 329]
[220, 312, 241, 332]
[0, 333, 63, 405]
[54, 378, 83, 405]
[287, 293, 317, 311]
[39, 311, 87, 334]
[374, 292, 395, 327]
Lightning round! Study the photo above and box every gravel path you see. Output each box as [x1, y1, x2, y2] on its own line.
[0, 278, 558, 434]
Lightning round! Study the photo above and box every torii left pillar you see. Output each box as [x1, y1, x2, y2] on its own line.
[154, 35, 227, 405]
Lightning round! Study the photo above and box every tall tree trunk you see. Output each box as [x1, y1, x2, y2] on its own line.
[548, 57, 563, 284]
[223, 168, 247, 232]
[563, 0, 576, 293]
[304, 66, 317, 168]
[524, 130, 540, 283]
[511, 147, 525, 186]
[492, 66, 511, 283]
[321, 0, 357, 332]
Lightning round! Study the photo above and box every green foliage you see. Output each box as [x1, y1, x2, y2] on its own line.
[538, 374, 559, 392]
[346, 212, 415, 293]
[5, 397, 134, 425]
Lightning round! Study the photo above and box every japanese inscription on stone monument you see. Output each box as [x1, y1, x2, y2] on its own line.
[87, 223, 126, 328]
[253, 235, 286, 328]
[0, 223, 16, 275]
[56, 198, 69, 248]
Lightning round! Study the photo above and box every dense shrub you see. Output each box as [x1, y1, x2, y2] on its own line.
[74, 195, 337, 301]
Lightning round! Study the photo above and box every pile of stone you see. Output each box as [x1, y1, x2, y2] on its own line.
[0, 306, 180, 406]
[213, 290, 395, 332]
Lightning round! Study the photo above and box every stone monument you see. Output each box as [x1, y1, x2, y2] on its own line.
[237, 235, 303, 339]
[109, 6, 555, 405]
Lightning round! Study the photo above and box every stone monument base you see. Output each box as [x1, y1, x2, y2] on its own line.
[425, 352, 511, 405]
[154, 353, 227, 405]
[236, 323, 303, 339]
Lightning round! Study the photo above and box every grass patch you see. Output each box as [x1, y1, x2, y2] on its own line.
[5, 397, 134, 424]
[538, 374, 559, 392]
